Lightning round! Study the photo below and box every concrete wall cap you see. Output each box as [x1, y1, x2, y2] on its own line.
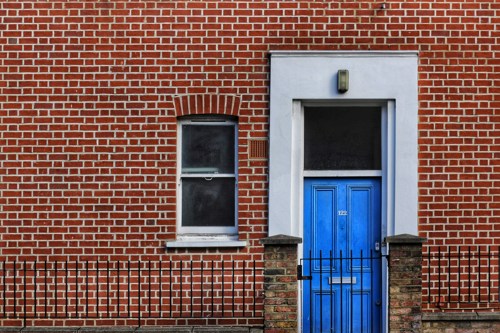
[260, 234, 302, 245]
[423, 312, 500, 322]
[80, 328, 135, 333]
[193, 327, 255, 333]
[22, 329, 79, 333]
[136, 328, 191, 333]
[385, 233, 426, 244]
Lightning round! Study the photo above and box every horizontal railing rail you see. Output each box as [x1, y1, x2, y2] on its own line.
[423, 246, 500, 308]
[0, 260, 264, 327]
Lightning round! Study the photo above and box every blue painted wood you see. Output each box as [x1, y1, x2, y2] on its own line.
[303, 178, 381, 333]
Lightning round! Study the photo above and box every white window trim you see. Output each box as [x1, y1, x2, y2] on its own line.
[165, 237, 246, 249]
[175, 118, 239, 237]
[303, 170, 382, 177]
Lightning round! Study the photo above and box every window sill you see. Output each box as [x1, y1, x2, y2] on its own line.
[165, 240, 247, 249]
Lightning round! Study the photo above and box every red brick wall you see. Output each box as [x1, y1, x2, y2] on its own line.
[0, 0, 498, 324]
[0, 0, 272, 263]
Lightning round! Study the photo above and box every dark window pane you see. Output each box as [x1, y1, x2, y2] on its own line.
[304, 107, 381, 170]
[182, 178, 235, 227]
[182, 125, 235, 174]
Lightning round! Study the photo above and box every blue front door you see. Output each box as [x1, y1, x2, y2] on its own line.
[303, 178, 382, 333]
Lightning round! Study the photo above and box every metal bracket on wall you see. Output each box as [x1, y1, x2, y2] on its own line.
[297, 264, 312, 281]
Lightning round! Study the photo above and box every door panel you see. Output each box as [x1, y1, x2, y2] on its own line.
[303, 178, 381, 333]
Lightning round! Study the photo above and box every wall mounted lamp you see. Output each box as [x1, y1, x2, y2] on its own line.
[337, 69, 349, 93]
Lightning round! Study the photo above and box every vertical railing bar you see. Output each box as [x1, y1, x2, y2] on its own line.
[427, 249, 431, 304]
[180, 261, 183, 317]
[148, 261, 152, 318]
[319, 250, 323, 333]
[498, 246, 500, 303]
[340, 250, 343, 333]
[478, 248, 481, 302]
[329, 250, 333, 333]
[231, 261, 234, 316]
[253, 260, 256, 317]
[44, 261, 47, 318]
[169, 261, 172, 318]
[468, 246, 471, 303]
[211, 260, 214, 317]
[128, 261, 131, 319]
[378, 249, 382, 332]
[96, 260, 99, 318]
[190, 261, 193, 318]
[23, 260, 26, 328]
[138, 260, 141, 327]
[350, 250, 353, 333]
[117, 261, 120, 318]
[201, 261, 204, 317]
[243, 260, 246, 317]
[437, 247, 441, 304]
[458, 246, 461, 303]
[76, 261, 79, 318]
[360, 250, 363, 333]
[309, 250, 312, 333]
[65, 261, 68, 318]
[34, 261, 37, 319]
[447, 246, 451, 303]
[13, 261, 17, 318]
[2, 261, 5, 318]
[55, 261, 58, 318]
[86, 261, 89, 319]
[158, 261, 162, 318]
[221, 261, 225, 317]
[488, 247, 491, 302]
[107, 261, 110, 318]
[370, 250, 373, 333]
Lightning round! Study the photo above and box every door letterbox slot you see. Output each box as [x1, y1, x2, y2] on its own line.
[328, 277, 357, 285]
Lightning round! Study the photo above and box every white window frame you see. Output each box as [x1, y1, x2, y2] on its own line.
[176, 117, 238, 237]
[302, 104, 383, 175]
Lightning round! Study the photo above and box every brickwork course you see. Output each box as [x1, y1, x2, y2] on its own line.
[0, 0, 499, 329]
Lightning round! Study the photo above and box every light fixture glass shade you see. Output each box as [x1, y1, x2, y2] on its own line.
[337, 69, 349, 93]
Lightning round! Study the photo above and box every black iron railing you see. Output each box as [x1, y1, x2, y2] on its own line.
[298, 250, 386, 333]
[0, 260, 263, 327]
[423, 246, 500, 307]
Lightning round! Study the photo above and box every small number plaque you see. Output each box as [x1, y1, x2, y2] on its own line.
[338, 210, 348, 216]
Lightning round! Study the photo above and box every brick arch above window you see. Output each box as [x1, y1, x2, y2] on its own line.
[173, 94, 241, 117]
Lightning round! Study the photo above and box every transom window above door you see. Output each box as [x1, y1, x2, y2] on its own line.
[304, 106, 381, 171]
